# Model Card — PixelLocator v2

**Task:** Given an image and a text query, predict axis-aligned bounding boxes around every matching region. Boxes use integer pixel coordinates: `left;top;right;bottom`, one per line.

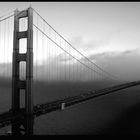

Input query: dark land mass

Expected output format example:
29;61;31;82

0;78;140;134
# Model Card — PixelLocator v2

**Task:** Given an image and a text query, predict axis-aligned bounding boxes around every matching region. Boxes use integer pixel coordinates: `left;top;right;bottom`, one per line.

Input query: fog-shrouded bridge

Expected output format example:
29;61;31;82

0;7;140;135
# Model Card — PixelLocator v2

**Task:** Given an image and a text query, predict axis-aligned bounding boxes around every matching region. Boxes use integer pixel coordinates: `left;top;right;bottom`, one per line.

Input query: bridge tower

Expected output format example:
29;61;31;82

12;7;34;135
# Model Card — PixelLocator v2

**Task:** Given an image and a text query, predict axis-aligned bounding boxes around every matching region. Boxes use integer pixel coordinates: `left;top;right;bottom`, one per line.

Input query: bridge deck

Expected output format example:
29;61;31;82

0;81;140;129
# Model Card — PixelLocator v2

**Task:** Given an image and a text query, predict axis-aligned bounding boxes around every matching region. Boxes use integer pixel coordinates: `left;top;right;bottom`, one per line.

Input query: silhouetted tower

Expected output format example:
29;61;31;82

12;7;34;135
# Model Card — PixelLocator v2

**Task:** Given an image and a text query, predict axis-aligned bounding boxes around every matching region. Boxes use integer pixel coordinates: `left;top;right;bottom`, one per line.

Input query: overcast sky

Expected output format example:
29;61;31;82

0;2;140;81
0;2;140;51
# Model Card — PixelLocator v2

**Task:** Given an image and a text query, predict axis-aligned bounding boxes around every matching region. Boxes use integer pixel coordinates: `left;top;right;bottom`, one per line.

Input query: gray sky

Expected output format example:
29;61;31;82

0;2;140;81
0;2;140;51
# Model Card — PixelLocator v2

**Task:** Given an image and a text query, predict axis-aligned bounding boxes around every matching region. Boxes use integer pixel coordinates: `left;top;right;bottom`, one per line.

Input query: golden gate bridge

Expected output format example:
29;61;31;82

0;6;139;135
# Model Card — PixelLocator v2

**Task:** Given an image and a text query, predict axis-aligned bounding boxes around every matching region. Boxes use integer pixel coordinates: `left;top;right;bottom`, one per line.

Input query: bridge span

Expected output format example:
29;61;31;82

0;80;140;130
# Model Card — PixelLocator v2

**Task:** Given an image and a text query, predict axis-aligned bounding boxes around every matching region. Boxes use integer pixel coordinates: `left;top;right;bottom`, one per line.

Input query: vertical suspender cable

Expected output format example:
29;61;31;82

36;14;38;82
42;21;46;80
4;20;6;79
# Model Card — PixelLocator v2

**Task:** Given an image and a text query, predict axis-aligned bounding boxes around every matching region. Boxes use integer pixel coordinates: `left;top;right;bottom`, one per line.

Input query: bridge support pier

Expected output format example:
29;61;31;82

11;7;34;135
